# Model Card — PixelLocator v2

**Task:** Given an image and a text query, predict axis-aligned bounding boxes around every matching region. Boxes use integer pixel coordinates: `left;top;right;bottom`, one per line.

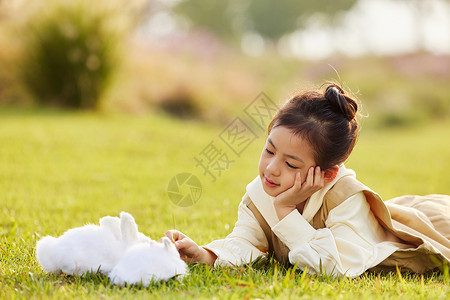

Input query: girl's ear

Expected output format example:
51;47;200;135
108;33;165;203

324;165;339;183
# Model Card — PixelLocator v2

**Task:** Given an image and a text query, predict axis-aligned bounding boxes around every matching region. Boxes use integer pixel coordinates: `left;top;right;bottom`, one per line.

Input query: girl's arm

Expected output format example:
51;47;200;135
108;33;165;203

166;195;269;267
202;196;269;267
272;192;400;277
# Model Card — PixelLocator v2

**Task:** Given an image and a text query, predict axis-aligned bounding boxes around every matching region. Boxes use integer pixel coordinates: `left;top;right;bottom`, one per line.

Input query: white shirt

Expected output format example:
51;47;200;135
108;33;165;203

204;166;406;277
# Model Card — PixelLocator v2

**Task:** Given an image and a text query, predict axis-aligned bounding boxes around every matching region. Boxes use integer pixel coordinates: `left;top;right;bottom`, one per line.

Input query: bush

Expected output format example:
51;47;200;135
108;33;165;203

20;0;124;109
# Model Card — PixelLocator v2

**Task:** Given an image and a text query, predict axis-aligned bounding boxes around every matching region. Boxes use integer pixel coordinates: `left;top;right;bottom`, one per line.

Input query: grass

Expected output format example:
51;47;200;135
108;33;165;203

0;107;449;299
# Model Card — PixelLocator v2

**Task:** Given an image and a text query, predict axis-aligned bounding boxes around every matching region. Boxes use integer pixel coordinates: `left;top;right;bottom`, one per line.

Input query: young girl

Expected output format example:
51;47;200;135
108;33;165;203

165;84;450;277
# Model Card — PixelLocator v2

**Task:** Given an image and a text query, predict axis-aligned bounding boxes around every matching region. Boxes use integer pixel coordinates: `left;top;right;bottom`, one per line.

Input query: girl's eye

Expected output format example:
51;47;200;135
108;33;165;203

286;162;298;169
265;148;274;155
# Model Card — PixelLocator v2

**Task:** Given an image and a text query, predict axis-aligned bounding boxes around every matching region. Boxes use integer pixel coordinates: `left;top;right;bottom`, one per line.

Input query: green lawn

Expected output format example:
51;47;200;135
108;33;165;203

1;108;449;299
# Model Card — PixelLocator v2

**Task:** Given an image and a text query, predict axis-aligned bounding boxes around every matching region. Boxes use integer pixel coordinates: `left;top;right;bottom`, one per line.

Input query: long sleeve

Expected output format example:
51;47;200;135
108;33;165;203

272;192;401;277
203;195;269;267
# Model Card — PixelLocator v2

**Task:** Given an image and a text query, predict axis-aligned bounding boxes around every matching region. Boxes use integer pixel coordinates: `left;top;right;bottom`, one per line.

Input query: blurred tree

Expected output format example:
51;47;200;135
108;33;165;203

173;0;358;41
173;0;238;40
246;0;357;40
20;0;128;109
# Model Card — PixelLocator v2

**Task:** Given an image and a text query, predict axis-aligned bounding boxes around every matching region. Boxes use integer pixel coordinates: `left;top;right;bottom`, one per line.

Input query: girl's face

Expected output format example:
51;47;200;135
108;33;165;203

258;126;317;197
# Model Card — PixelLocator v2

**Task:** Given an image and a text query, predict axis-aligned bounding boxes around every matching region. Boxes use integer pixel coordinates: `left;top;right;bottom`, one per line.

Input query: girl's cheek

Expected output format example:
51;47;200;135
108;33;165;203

258;158;267;173
283;173;298;190
298;169;307;184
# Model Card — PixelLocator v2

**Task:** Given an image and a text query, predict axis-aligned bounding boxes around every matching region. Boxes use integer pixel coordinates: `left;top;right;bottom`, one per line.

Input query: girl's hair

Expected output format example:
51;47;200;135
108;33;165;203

268;83;359;170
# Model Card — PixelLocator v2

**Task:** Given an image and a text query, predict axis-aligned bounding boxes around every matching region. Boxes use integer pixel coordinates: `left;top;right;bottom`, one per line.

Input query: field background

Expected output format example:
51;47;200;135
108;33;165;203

1;0;450;298
0;107;449;299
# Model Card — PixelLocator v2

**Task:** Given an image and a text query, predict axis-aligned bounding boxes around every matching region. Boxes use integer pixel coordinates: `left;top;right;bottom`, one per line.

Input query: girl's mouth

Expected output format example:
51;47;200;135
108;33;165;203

264;177;279;188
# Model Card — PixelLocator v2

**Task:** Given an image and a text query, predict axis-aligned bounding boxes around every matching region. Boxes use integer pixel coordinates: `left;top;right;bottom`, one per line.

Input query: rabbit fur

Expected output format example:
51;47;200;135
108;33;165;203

109;237;187;286
36;212;187;285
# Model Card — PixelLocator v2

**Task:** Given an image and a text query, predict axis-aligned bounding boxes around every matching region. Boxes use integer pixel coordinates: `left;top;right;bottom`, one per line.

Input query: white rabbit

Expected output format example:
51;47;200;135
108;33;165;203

109;237;188;287
36;212;150;275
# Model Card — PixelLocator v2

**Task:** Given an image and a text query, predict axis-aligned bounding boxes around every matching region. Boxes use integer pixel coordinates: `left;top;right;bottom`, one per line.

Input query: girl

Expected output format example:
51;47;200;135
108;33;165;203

166;84;450;277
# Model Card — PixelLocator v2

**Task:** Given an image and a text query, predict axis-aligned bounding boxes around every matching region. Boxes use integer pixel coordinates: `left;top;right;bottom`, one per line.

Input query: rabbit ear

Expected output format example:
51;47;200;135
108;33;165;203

99;216;121;240
120;212;138;242
161;237;172;249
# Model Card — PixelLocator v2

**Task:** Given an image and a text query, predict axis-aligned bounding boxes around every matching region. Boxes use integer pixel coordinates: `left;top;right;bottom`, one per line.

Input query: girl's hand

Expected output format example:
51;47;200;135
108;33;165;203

164;230;217;264
273;166;325;220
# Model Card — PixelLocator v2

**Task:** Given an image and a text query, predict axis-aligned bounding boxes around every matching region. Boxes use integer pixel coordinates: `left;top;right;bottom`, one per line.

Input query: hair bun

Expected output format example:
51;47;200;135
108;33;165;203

324;84;358;121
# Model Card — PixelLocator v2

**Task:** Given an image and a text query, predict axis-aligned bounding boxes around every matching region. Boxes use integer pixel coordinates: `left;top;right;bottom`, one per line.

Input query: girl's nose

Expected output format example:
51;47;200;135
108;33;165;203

266;159;280;176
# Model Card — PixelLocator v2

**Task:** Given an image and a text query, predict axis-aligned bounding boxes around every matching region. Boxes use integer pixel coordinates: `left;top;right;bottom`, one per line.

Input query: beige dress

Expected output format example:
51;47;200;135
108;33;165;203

247;176;450;273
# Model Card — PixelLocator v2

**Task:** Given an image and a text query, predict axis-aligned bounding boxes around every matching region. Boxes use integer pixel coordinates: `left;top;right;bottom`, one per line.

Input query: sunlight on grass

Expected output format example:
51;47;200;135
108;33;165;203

0;109;449;299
